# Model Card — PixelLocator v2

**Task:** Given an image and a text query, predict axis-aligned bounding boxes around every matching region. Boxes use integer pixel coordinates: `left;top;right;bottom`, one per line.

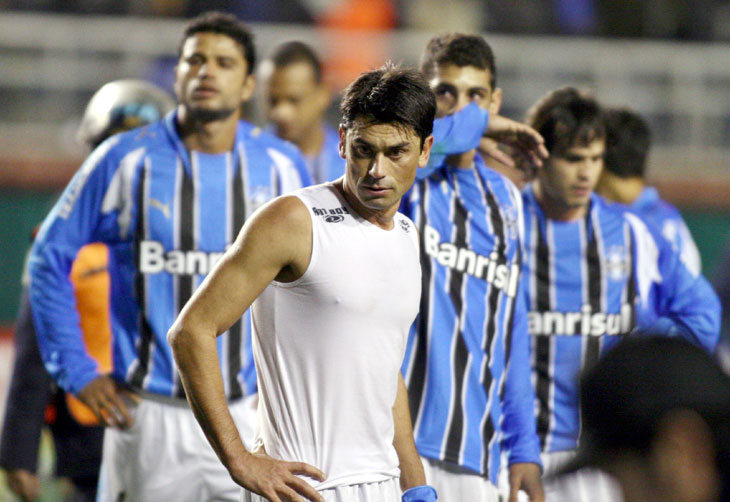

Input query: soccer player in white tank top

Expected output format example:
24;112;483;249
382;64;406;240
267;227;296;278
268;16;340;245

168;65;440;502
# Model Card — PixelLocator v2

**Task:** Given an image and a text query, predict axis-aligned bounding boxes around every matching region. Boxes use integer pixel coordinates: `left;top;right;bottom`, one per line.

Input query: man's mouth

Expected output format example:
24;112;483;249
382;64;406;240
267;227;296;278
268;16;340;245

192;85;218;97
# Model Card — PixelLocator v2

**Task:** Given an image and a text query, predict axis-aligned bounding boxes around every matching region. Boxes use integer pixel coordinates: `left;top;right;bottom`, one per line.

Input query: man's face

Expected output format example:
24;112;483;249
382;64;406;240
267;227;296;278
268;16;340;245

537;138;606;213
429;64;501;118
174;32;255;120
339;119;433;213
264;62;328;145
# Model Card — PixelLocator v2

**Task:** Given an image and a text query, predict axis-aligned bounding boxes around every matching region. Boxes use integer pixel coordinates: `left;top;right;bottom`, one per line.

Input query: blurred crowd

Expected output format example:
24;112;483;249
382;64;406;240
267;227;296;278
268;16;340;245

3;0;730;41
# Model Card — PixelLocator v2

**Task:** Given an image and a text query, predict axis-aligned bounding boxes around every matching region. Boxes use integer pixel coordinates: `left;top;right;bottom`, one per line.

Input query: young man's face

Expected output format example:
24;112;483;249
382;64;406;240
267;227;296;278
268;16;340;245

429;64;501;118
264;62;328;146
537;138;605;215
339;119;433;213
174;32;255;120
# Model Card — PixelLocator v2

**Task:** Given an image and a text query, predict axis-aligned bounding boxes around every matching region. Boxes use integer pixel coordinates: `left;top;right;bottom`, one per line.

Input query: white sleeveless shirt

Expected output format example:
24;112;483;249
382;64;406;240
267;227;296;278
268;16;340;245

250;182;421;489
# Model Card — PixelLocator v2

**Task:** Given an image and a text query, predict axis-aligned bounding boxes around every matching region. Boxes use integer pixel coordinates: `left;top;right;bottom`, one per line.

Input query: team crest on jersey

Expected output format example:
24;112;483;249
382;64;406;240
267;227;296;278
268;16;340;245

604;245;630;281
313;206;348;223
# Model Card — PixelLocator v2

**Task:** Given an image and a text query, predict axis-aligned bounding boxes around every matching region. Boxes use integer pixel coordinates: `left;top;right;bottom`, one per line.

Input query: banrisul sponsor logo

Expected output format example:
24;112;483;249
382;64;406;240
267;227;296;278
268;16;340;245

528;303;634;337
424;225;520;297
139;241;225;275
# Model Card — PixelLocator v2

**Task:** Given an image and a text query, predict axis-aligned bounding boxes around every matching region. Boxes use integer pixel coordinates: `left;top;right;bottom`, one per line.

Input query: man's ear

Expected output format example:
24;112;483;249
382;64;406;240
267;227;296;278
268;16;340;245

418;135;435;168
489;87;503;115
240;74;256;103
173;64;182;101
338;125;346;159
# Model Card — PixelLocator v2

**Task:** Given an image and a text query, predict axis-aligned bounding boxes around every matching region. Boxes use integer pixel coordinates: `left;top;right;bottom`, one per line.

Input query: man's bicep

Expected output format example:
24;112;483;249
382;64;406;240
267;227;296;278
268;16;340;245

181;196;310;336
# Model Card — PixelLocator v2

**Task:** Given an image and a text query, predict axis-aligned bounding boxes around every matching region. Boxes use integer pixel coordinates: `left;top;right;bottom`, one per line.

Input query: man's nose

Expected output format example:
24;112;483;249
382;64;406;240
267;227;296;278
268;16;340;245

369;153;388;177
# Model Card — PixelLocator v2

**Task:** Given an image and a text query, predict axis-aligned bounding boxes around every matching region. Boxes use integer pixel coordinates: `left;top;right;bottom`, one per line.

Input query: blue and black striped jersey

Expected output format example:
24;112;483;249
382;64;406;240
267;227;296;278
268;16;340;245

29;112;311;399
400;155;540;484
521;188;720;453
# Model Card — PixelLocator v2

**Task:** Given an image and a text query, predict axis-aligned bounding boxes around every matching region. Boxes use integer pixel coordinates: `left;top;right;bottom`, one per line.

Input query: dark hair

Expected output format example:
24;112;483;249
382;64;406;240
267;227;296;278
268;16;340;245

579;336;730;500
178;11;256;75
526;86;605;156
340;63;436;146
603;108;651;179
268;41;322;83
420;33;497;90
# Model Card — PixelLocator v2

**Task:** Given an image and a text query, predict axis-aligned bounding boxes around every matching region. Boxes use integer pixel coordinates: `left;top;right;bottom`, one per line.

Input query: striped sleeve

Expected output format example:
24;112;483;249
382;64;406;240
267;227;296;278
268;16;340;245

626;213;720;352
29;138;125;395
500;243;542;467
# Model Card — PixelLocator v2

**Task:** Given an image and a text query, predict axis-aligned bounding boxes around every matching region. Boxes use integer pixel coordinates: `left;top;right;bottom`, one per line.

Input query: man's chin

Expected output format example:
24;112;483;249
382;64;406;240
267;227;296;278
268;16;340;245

187;106;236;123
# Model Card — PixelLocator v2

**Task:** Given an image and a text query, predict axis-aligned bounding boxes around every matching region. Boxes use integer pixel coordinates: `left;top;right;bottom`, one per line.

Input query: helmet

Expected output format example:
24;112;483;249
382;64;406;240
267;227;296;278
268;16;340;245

77;79;176;148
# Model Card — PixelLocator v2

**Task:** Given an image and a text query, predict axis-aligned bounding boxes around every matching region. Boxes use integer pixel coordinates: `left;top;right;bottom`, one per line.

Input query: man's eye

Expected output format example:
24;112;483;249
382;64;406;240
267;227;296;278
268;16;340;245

354;145;370;156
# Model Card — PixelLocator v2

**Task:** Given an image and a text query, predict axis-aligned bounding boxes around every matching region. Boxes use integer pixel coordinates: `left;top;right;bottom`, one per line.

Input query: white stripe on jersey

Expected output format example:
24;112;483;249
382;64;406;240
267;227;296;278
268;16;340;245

624;213;661;307
101;146;147;239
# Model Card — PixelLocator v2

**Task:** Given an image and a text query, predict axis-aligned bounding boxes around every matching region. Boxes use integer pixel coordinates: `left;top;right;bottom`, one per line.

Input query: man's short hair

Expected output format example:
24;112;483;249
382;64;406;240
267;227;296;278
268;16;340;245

526;86;605;156
178;11;256;76
419;33;497;90
340;63;436;146
603;108;651;179
268;41;323;83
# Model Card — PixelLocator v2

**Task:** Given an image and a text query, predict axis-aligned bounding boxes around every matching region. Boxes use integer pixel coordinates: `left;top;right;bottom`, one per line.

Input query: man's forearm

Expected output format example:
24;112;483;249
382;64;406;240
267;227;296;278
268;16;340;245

392;374;426;490
168;324;249;471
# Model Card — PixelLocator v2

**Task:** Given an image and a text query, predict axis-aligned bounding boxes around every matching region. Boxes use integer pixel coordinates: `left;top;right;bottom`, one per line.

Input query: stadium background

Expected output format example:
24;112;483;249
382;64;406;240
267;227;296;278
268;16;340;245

0;1;729;500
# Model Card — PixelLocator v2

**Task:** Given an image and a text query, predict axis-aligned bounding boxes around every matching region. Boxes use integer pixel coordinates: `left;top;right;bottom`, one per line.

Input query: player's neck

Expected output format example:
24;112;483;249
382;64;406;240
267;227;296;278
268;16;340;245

176;106;240;154
596;171;644;205
335;178;396;231
445;149;477;169
296;123;326;157
533;181;588;222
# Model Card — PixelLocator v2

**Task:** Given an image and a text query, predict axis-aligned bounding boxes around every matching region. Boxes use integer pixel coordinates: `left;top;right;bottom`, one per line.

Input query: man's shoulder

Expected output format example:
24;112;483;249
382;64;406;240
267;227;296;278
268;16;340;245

240;121;303;158
95;121;172;165
475;155;523;204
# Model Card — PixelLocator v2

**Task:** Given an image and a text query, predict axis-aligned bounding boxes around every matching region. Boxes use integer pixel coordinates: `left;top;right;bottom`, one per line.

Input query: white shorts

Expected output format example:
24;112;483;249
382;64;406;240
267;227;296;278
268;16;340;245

498;450;623;502
97;393;258;502
421;456;499;502
240;477;400;502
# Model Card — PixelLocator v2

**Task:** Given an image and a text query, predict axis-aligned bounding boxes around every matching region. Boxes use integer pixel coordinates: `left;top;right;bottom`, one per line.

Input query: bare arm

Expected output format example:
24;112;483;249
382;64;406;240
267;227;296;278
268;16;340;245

168;195;325;502
392;373;426;491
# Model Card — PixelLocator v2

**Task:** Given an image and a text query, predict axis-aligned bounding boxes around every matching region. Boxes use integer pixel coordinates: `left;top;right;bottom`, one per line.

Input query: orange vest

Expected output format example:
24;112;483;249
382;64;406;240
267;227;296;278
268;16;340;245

65;243;113;426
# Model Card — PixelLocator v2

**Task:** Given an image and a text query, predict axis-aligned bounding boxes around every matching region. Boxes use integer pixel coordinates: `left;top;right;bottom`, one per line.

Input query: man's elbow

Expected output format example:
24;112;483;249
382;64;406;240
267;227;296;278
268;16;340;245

167;319;191;357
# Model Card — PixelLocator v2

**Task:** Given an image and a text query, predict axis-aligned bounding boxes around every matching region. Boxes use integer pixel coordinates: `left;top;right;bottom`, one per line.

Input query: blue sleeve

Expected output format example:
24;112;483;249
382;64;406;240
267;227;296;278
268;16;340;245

418;103;489;180
0;288;53;472
501;273;542;467
635;226;720;353
289;145;313;188
28;147;117;395
266;138;312;192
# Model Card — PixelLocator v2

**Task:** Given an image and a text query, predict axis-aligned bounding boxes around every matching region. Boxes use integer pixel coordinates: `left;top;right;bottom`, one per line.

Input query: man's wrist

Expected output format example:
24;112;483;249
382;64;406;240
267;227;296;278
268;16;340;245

402;484;437;502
